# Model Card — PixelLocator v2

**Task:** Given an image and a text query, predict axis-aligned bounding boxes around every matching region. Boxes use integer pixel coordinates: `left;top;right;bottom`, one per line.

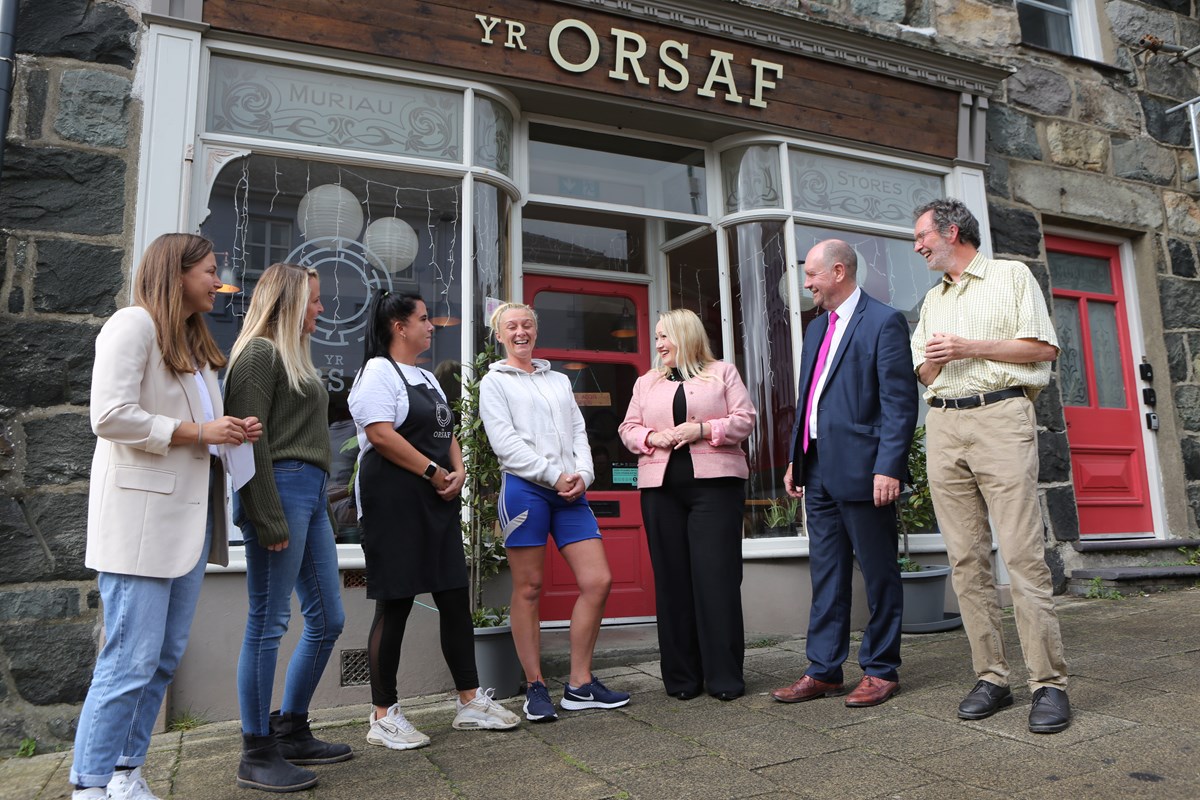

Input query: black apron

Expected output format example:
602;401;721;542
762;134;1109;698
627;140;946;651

359;360;466;600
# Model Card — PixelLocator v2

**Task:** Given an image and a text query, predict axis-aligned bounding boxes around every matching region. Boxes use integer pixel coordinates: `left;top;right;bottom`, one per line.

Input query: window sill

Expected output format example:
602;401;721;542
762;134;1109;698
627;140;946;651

742;531;948;559
206;543;366;573
1016;43;1128;76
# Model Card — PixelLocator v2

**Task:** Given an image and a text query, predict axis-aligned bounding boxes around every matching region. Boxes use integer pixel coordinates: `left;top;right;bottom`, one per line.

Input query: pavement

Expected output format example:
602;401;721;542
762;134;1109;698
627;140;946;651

5;588;1199;800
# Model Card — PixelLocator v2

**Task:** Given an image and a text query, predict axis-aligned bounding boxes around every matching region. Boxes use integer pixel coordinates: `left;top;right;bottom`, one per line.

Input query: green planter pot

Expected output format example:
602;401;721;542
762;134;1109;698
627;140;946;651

473;624;522;699
900;564;963;634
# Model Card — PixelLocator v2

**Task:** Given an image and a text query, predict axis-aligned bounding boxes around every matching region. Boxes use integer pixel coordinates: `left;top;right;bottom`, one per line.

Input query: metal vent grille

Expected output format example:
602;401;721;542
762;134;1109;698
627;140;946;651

342;570;367;589
340;649;370;686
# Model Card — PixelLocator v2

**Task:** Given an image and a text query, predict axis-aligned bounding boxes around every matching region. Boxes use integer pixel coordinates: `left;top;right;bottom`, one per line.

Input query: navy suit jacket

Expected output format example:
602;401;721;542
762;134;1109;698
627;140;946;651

790;291;919;502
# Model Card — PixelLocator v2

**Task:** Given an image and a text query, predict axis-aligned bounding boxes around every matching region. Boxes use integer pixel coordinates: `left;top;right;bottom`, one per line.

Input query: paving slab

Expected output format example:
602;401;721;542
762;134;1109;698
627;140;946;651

8;588;1200;800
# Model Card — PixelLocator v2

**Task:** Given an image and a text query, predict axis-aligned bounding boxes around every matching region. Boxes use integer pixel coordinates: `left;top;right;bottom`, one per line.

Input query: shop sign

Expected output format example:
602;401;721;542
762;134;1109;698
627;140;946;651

475;15;783;109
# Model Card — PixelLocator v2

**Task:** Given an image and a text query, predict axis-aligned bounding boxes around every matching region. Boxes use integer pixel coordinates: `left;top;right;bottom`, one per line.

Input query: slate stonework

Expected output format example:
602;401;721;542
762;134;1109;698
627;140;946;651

1168;238;1196;279
0;493;91;584
34;238;124;315
23;413;93;487
1038;430;1072;484
1044;485;1081;543
0;145;127;235
0;620;97;704
54;69;132;149
987;203;1042;259
0;318;96;408
15;0;137;68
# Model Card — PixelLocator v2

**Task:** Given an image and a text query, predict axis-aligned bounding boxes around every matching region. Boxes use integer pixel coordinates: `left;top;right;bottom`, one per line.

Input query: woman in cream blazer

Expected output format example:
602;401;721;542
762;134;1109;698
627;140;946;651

71;234;261;800
619;309;755;703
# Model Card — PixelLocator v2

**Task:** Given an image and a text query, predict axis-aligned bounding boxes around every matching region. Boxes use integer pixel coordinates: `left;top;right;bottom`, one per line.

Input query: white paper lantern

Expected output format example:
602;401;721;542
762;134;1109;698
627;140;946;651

363;217;419;273
778;273;815;312
297;184;364;241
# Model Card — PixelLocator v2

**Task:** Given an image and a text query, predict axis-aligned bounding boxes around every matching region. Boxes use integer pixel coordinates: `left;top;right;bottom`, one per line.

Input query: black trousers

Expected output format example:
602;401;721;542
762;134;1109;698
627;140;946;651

641;477;746;696
367;587;478;707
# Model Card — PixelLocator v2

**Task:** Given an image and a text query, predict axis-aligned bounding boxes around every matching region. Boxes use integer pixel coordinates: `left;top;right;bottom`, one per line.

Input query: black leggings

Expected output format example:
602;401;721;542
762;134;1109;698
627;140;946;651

368;587;478;707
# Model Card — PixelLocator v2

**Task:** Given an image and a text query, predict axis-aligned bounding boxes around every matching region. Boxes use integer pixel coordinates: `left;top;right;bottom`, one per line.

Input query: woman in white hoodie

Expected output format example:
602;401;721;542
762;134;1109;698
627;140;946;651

479;303;630;723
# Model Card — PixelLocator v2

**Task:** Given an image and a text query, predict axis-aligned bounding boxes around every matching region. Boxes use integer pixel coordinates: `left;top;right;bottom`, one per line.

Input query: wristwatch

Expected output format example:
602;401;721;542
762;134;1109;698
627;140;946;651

422;461;439;481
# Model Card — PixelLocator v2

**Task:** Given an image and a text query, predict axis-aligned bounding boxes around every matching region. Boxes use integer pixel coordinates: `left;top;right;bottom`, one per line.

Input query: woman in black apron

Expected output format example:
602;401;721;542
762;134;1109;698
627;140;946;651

348;292;519;750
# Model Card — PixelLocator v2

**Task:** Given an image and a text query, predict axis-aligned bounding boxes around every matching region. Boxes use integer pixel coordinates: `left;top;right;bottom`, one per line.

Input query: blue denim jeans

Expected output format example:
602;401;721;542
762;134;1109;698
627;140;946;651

70;493;214;787
236;460;345;736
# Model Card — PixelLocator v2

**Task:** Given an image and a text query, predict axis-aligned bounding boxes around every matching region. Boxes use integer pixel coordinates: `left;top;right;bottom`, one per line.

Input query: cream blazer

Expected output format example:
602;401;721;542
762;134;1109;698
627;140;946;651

86;306;229;577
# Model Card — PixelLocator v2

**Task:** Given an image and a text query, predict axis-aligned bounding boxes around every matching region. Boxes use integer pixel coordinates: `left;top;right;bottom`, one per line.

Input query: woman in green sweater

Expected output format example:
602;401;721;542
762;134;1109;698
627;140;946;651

224;263;349;793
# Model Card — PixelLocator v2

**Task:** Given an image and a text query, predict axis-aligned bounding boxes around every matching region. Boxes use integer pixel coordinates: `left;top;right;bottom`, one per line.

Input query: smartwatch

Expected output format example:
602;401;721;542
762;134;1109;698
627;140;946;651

422;461;439;481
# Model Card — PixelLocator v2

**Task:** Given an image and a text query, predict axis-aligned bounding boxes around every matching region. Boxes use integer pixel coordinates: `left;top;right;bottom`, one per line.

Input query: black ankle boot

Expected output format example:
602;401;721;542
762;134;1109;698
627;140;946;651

269;711;353;764
237;733;318;792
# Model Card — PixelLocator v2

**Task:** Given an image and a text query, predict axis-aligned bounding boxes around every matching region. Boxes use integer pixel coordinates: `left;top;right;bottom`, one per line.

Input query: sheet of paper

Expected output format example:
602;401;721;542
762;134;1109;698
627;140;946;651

222;442;256;491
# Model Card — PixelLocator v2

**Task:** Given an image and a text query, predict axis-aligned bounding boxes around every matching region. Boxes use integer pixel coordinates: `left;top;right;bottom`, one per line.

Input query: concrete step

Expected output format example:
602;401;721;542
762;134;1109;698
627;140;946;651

1067;565;1200;597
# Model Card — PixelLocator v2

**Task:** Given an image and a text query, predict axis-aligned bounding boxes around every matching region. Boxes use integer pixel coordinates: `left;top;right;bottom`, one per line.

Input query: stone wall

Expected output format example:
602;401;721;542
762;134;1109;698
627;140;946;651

0;0;141;751
777;0;1200;569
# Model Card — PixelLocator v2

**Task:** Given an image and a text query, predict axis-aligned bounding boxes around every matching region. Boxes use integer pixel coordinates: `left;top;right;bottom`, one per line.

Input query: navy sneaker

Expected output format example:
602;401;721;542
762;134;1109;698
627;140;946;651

560;675;631;711
523;680;558;723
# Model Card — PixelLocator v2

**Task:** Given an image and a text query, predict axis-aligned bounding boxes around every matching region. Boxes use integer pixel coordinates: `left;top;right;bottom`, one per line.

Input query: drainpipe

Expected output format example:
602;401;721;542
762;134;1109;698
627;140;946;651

0;0;17;180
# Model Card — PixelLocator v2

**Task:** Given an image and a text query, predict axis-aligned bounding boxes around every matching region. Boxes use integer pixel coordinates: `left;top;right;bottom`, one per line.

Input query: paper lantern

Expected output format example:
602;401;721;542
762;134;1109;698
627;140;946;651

778;273;814;312
297;184;364;241
363;217;419;273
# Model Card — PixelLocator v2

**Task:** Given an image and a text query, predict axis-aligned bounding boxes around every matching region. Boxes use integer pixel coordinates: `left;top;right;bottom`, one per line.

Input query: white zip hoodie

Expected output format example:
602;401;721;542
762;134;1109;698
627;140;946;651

479;359;594;490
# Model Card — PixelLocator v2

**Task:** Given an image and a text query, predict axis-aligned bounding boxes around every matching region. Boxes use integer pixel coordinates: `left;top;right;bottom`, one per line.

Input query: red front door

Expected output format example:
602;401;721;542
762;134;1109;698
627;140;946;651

523;275;656;620
1048;236;1153;537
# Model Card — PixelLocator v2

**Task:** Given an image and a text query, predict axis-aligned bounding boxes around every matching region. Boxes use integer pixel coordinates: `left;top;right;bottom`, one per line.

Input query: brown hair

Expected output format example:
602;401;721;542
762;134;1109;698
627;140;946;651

133;233;226;374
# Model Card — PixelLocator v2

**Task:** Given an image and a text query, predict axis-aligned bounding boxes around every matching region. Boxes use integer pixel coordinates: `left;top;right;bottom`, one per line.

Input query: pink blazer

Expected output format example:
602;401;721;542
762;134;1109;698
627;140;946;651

619;360;756;489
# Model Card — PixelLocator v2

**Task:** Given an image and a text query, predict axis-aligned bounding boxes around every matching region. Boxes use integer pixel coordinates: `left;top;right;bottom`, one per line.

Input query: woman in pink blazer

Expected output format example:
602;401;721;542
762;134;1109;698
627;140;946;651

72;234;261;800
619;309;755;701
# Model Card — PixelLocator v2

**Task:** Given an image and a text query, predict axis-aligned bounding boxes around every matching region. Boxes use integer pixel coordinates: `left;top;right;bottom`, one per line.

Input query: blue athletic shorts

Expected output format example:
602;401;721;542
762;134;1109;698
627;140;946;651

498;473;601;549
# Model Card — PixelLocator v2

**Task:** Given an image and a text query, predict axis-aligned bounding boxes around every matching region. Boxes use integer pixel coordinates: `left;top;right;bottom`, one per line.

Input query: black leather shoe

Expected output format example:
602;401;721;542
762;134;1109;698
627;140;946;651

1028;687;1071;734
957;680;1013;720
713;690;743;702
669;689;701;701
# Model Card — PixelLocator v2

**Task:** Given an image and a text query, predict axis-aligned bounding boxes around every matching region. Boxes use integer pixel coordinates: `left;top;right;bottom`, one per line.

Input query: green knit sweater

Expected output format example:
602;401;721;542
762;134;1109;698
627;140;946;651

224;337;331;546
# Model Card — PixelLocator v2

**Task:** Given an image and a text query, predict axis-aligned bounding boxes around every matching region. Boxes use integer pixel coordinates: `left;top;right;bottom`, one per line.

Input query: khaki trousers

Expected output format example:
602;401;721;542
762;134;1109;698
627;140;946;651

926;396;1067;691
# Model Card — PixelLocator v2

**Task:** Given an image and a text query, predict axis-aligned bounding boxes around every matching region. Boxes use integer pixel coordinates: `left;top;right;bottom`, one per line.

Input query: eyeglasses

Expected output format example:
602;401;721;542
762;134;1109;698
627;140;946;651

913;225;940;245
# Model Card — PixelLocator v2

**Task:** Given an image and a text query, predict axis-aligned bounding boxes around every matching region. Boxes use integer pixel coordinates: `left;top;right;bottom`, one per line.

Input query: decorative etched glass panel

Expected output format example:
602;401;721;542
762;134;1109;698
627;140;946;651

722;145;782;213
1088;301;1127;408
1052;298;1089;407
199;153;464;544
1048;251;1112;294
206;56;462;161
522;204;645;273
788;150;942;225
528;124;706;214
473;97;512;176
727;220;797;537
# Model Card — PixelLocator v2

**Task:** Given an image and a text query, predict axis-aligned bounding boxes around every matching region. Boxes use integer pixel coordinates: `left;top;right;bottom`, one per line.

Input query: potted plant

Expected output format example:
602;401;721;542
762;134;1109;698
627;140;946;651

763;496;801;535
454;341;523;697
897;425;961;633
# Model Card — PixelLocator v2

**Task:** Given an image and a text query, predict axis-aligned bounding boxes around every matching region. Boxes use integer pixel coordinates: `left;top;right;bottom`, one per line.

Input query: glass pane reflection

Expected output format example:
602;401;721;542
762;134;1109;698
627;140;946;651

1048;251;1113;294
532;291;640;353
549;360;641;492
523;204;645;273
728;220;796;537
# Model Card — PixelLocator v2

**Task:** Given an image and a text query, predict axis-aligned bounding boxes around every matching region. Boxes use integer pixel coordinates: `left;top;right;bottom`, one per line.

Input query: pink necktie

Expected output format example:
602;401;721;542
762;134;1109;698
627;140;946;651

802;310;838;453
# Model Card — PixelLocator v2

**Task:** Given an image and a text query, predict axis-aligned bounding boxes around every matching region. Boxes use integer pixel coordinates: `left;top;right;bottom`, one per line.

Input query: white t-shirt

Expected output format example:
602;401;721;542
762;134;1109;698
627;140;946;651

347;357;447;519
348;357;447;458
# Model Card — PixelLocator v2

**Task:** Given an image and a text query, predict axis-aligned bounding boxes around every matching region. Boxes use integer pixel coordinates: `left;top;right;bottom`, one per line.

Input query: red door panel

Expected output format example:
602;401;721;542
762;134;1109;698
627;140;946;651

524;276;655;620
1047;236;1152;537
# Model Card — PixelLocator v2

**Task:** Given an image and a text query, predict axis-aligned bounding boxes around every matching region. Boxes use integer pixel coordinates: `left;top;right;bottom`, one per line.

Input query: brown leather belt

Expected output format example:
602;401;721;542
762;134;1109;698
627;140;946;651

928;387;1025;409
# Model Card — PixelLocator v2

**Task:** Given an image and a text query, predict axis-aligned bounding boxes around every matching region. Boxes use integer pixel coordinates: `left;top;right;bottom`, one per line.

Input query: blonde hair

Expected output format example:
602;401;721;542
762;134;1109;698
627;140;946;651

133;233;226;374
656;308;716;381
489;302;538;352
228;263;321;393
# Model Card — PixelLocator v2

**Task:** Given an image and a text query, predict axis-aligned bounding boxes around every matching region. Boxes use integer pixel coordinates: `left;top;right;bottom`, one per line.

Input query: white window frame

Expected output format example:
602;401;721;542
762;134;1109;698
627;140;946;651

1015;0;1105;62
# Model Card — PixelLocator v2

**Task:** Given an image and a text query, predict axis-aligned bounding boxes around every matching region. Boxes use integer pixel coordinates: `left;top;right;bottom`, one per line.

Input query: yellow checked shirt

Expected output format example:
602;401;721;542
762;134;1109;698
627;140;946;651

910;253;1059;402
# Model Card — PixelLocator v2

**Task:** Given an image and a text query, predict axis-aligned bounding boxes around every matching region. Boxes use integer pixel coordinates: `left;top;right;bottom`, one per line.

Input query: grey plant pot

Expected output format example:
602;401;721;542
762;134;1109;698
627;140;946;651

473;624;523;699
900;564;963;634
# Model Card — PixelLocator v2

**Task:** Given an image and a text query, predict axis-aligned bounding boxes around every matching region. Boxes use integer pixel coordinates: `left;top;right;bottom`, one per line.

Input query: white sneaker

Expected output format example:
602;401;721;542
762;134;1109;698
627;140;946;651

105;767;161;800
366;704;430;750
452;688;520;731
71;789;106;800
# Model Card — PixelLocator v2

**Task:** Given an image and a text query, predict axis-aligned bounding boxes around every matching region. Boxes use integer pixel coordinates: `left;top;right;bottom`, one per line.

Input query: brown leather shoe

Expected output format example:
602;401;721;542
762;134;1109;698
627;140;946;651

771;675;845;703
844;675;899;707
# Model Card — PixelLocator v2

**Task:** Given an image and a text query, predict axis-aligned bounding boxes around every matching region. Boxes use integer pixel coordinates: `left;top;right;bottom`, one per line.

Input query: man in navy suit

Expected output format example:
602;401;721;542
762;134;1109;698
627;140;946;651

771;239;918;708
